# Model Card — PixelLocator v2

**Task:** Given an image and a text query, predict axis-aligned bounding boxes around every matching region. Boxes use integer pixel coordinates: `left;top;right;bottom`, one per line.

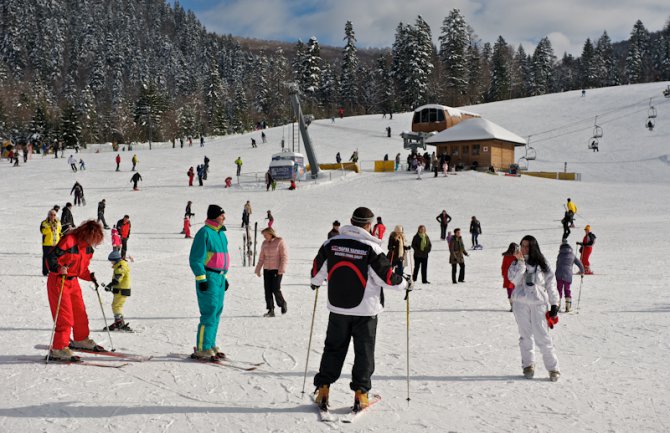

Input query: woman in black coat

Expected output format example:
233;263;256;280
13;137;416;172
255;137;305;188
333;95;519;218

411;225;432;284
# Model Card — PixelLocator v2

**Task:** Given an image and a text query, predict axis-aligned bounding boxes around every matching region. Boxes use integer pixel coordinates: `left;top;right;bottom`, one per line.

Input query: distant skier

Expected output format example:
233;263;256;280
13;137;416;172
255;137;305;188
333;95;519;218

97;199;110;229
265;210;274;228
103;250;133;332
183;216;191;238
255;227;288;317
449;228;468;283
555;240;584;312
61;203;75;233
187;166;195;186
68;155;78;172
387;225;408;276
469;216;482;248
40;209;62;276
130;172;143;190
566;198;577;227
508;235;561;382
561;211;571;241
235;157;243;176
265;170;273;191
111;227;121;252
197;165;204;186
242;201;252;228
70;181;84;206
115;153;121;171
501;243;519;311
436;210;452;240
131;154;138;171
261;131;267;143
78;159;85;170
336;152;342;164
576;225;596;274
200;136;205;147
349;150;358;163
115;215;131;258
251;138;257;148
372;216;386;240
395;153;401;171
203;156;209;180
411;225;432;284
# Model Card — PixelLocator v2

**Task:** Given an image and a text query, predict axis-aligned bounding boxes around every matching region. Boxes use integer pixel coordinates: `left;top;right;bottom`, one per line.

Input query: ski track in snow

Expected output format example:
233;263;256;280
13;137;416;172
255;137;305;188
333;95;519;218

1;82;670;432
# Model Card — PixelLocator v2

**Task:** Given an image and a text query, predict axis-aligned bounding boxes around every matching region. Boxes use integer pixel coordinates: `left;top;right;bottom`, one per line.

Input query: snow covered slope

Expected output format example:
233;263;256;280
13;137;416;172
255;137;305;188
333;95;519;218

0;83;668;432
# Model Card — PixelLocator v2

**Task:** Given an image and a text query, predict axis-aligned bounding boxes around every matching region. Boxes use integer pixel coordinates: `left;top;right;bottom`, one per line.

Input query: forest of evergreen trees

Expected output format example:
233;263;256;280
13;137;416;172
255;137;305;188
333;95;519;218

0;0;669;146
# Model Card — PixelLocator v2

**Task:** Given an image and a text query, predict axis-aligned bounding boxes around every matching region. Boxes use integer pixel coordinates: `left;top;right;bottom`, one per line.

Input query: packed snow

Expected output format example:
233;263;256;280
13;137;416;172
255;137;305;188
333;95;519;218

1;82;669;432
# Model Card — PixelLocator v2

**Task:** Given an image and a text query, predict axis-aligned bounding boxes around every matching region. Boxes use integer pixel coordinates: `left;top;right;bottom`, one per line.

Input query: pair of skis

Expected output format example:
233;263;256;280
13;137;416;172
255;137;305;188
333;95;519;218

315;394;382;424
36;344;151;368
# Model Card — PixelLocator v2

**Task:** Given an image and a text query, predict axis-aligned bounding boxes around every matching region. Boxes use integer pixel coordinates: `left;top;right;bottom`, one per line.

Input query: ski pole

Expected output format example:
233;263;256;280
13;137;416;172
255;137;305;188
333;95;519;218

46;276;66;364
95;282;115;352
577;275;584;311
301;286;319;395
405;254;412;403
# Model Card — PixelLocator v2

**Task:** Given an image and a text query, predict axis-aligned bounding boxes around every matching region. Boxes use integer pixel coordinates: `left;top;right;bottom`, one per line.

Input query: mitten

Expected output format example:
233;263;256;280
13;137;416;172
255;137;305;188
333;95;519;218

310;284;319;291
549;305;559;317
198;280;208;292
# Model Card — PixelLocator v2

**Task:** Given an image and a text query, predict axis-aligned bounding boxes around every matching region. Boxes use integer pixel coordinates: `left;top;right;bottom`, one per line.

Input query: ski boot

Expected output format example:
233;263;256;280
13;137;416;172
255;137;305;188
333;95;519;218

212;346;226;360
47;347;81;362
191;348;216;361
104;317;124;331
584;266;593;275
263;309;275;317
315;385;329;410
523;365;535;379
281;301;288;315
549;371;561;382
70;338;105;352
565;298;572;313
354;390;369;411
509;299;513;312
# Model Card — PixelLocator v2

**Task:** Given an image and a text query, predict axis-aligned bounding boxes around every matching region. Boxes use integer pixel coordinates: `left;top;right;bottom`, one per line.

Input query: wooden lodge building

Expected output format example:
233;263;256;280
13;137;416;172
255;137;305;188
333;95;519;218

424;118;526;171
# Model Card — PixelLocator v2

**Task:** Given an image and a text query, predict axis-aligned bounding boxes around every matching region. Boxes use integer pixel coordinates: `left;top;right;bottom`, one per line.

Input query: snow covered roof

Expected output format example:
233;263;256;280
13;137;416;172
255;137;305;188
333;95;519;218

425;117;526;146
413;104;480;118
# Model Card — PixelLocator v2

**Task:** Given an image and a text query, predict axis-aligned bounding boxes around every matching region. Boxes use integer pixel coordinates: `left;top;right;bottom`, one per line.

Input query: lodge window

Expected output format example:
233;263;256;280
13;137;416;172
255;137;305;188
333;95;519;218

462;145;469;155
472;144;480;156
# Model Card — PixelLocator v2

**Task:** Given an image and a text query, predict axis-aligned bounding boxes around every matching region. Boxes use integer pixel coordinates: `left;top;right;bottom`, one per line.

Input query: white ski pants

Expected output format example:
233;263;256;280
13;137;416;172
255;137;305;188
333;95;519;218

512;302;559;371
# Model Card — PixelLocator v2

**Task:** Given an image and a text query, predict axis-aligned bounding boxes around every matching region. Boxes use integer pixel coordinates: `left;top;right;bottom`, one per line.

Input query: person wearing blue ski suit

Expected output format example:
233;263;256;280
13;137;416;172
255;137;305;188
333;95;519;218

189;204;230;359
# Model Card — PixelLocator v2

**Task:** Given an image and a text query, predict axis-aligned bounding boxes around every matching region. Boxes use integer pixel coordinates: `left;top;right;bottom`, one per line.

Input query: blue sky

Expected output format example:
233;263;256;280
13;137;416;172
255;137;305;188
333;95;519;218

173;0;669;55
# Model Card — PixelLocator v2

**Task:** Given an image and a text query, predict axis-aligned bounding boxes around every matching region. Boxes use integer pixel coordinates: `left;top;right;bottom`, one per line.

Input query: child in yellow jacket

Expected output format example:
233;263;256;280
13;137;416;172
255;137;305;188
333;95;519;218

104;250;133;331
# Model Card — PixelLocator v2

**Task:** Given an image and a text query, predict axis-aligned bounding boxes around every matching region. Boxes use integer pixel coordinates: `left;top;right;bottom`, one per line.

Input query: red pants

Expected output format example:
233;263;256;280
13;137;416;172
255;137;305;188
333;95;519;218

188;176;194;186
47;274;90;350
581;247;593;269
184;223;191;237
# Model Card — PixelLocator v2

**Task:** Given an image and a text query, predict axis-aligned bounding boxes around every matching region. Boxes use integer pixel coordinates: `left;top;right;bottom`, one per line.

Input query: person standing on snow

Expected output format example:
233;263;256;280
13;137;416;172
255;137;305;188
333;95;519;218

555;240;584;312
115;153;121;171
187;166;195;186
111;227;121;252
576;225;596;274
242;201;252;228
436;210;452;240
68;154;78;172
70;181;84;206
469;216;482;248
372;216;386;240
327;220;340;239
130;172;142;191
61;203;75;233
561;211;571;241
45;220;105;361
97;199;110;229
387;225;408;276
566;198;577;228
449;228;468;283
310;207;410;412
411;225;432;284
508;235;561;382
254;227;288;317
188;205;230;360
40;209;62;276
115;215;131;258
103;250;133;331
235;156;243;176
131;154;138;171
265;210;274;228
501;243;519;311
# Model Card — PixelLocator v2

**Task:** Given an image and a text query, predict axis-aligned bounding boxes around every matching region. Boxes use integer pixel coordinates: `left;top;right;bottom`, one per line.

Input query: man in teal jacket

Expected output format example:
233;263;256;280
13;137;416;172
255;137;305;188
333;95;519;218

189;204;230;360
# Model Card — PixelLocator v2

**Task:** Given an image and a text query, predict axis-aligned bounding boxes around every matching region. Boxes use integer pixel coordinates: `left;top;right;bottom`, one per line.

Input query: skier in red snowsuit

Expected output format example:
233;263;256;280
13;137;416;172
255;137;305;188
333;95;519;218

577;225;596;274
45;220;105;360
187;166;195;186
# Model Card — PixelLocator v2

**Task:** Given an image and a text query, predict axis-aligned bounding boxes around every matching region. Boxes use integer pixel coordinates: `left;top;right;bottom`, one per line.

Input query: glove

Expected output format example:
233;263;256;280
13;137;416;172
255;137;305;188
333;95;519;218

198;280;208;292
90;273;99;289
549;305;559;317
310;284;319;291
403;274;414;290
225;280;230;291
105;282;114;292
545;311;559;329
576;242;583;246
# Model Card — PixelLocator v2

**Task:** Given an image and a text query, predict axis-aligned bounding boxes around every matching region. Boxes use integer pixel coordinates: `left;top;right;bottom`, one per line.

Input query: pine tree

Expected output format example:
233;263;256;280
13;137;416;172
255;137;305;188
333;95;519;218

579;38;597;88
60;103;82;148
204;59;228;134
438;9;470;105
625;20;650;83
487;36;512;101
511;45;530;98
302;37;322;96
229;81;248;134
594;31;619;86
340;21;359;112
531;37;555;95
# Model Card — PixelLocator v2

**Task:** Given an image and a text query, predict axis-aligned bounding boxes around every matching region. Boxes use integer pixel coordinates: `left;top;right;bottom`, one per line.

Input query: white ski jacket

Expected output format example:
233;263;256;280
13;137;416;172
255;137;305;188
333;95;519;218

508;259;559;307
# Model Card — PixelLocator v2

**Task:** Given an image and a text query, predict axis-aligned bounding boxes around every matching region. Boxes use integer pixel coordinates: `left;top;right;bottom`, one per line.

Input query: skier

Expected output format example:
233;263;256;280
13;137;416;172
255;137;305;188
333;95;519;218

349;150;359;163
566;198;577;227
265;170;273;191
576;225;596;274
197;165;204;186
131;154;138;171
183;216;192;238
436;210;452;240
416;163;423;180
469;216;482;248
449;228;468;283
555;240;584;312
70;181;84;206
561;211;571;241
501;243;519;311
111;227;121;252
265;210;274;228
203;156;209;180
200;136;205;147
189;205;230;360
251;138;257;148
97;199;110;229
185;201;195;220
261;131;267;143
371;216;386;240
103;250;133;331
242;201;252;229
40;209;62;276
394;153;401;171
235;156;243;176
386;126;391;137
411;225;432;284
327;220;340;239
336;152;342;164
45;220;105;361
115;215;131;258
254;227;288;317
61;203;75;233
508;235;561;382
78;159;86;170
387;225;408;276
68;154;78;172
311;207;410;411
115;153;121;171
130;172;143;190
289;179;296;190
187;166;195;186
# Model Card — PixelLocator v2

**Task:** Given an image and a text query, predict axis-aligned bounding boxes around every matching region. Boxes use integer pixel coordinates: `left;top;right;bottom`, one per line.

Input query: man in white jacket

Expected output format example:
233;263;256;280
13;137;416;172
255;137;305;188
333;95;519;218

508;235;561;381
310;207;410;411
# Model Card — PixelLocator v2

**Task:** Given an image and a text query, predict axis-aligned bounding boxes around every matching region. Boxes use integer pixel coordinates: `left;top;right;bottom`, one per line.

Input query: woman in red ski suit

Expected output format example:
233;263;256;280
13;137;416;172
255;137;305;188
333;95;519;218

45;220;105;358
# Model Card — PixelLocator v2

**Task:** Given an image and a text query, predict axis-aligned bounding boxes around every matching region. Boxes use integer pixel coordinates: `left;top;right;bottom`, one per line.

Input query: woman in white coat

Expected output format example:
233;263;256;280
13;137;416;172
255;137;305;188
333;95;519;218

508;235;561;382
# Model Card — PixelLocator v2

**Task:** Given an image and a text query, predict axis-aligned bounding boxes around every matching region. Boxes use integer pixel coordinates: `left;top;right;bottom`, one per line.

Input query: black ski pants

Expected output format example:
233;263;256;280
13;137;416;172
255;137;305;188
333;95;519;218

263;269;286;310
440;224;448;240
562;223;570;240
121;238;128;258
98;213;108;228
315;313;377;393
412;255;429;283
452;262;465;283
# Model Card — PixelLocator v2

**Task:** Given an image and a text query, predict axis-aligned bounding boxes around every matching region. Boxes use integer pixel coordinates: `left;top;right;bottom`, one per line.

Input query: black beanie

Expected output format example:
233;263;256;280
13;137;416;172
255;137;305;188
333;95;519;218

207;204;225;219
351;207;375;226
